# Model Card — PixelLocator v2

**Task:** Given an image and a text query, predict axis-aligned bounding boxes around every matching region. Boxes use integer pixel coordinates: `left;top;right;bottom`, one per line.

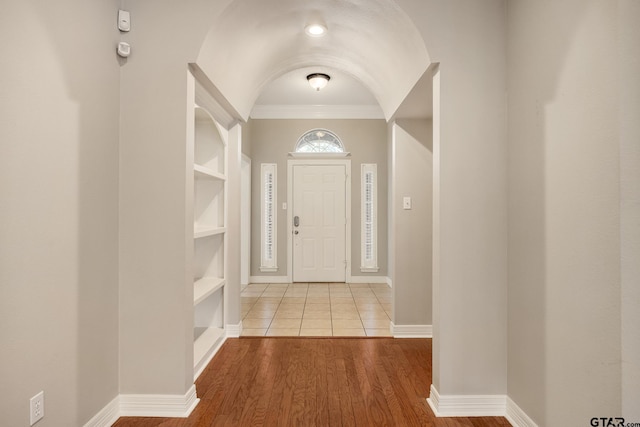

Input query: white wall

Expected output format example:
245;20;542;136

0;1;120;425
226;124;244;324
241;119;252;157
507;1;633;424
248;119;388;280
391;120;433;326
195;0;430;120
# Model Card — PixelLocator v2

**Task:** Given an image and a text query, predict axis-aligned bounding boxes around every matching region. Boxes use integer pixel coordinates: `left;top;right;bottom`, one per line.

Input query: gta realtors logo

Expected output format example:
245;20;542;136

590;418;635;427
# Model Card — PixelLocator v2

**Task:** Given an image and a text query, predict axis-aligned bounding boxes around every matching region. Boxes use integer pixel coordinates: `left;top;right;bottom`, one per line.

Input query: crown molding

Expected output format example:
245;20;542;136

250;104;385;120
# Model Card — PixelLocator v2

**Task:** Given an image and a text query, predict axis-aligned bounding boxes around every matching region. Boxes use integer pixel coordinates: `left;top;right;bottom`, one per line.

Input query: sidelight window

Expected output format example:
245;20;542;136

260;163;277;272
361;163;378;272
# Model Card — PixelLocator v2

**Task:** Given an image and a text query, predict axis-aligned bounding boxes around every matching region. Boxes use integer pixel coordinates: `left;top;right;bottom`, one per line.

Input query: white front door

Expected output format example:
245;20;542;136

292;165;346;282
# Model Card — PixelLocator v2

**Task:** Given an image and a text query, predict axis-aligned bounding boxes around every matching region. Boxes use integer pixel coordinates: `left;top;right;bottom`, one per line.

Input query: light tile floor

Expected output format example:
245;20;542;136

241;283;392;337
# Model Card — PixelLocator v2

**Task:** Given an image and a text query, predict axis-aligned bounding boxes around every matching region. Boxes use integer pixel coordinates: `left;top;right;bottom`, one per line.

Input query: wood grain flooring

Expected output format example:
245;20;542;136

114;338;510;427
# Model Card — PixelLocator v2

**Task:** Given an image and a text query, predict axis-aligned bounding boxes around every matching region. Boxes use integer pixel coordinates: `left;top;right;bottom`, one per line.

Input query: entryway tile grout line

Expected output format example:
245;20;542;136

241;282;391;337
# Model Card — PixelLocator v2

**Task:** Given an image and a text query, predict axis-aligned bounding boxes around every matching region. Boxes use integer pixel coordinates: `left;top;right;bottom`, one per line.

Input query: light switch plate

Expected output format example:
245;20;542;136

403;196;412;210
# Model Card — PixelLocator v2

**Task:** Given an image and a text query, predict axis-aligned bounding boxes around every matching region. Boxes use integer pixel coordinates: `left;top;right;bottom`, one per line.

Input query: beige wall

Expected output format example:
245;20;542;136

119;40;194;395
119;0;512;408
117;0;224;396
248;119;388;279
0;1;120;425
507;0;632;424
391;120;433;326
619;0;640;419
6;1;636;424
119;0;511;405
398;0;509;396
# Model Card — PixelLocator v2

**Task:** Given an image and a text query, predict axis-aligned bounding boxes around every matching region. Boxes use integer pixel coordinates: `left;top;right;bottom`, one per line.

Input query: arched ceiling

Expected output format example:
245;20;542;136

196;0;431;121
251;66;385;119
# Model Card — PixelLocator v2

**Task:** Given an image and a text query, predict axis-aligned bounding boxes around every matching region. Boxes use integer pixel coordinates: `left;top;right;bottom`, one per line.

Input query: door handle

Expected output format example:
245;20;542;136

294;216;300;227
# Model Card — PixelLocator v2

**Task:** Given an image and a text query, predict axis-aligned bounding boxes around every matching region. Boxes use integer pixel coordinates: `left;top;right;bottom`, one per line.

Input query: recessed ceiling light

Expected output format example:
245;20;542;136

305;23;327;37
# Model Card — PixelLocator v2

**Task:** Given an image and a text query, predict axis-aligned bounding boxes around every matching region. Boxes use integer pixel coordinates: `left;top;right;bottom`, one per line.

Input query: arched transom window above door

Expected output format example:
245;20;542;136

295;129;345;153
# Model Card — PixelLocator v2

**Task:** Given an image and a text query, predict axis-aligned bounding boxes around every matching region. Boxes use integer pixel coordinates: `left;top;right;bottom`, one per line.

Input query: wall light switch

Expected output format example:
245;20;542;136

282;202;287;210
403;196;412;210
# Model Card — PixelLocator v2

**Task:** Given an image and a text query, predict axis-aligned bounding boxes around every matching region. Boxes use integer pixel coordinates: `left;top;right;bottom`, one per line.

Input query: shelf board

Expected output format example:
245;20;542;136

194;164;226;181
194;226;226;239
194;277;225;306
194;327;225;372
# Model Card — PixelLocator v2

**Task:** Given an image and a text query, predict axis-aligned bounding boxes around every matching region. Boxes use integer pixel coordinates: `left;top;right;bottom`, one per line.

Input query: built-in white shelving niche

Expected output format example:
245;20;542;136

193;288;224;375
194;175;225;230
194;107;226;174
194;277;225;306
189;77;229;380
194;234;225;289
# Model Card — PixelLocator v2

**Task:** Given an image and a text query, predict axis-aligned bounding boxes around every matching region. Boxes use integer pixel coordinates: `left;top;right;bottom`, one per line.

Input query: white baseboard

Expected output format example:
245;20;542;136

427;384;506;417
83;396;120;427
386;277;392;288
348;276;389;284
506;397;538;427
390;323;432;338
426;384;441;416
249;275;290;283
226;321;242;338
119;384;199;418
194;334;227;381
249;275;391;285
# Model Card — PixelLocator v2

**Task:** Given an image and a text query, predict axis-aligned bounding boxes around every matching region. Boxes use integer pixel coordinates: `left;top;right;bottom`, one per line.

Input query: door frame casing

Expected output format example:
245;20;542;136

287;158;352;283
240;154;251;286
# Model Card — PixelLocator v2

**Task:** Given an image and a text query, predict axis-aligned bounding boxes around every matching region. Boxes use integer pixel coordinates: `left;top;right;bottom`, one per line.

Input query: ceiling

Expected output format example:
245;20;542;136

250;66;385;119
197;0;432;121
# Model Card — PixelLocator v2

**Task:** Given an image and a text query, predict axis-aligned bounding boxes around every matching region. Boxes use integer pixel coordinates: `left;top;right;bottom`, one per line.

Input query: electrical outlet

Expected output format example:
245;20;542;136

30;391;44;425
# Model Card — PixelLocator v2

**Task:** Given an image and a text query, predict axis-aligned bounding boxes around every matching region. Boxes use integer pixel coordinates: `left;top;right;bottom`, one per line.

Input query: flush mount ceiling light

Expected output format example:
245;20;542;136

307;73;330;91
305;23;327;37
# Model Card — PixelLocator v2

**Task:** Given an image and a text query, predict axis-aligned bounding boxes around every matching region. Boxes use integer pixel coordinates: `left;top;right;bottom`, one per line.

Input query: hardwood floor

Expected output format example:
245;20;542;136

114;338;510;427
